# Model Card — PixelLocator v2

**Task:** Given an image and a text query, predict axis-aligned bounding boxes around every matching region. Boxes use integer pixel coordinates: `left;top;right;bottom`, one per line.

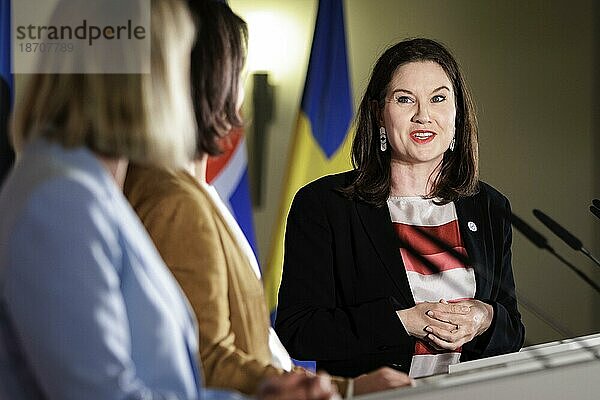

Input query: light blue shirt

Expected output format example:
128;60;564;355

0;140;247;400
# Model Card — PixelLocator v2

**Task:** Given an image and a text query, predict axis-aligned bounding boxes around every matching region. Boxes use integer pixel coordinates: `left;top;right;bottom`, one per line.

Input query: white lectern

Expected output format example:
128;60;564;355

355;333;600;400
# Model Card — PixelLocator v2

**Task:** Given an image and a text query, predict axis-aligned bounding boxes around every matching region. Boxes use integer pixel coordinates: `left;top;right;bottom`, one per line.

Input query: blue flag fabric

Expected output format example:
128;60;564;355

0;0;14;185
227;168;258;255
300;0;352;158
0;0;11;93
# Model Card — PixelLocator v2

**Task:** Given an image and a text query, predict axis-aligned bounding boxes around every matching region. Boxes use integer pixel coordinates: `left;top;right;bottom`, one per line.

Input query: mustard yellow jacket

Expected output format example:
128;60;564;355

124;165;282;394
125;165;349;396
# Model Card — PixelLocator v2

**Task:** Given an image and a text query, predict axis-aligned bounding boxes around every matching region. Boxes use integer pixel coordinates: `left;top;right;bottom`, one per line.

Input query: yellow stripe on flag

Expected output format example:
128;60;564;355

264;112;353;312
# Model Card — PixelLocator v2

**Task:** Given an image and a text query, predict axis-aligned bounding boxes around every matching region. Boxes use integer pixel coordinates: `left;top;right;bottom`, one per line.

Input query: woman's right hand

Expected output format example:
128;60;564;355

257;372;338;400
396;301;471;340
353;367;413;395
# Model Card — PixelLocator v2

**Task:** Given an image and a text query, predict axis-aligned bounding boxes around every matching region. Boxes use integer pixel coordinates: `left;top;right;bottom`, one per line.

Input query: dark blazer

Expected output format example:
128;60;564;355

274;171;525;378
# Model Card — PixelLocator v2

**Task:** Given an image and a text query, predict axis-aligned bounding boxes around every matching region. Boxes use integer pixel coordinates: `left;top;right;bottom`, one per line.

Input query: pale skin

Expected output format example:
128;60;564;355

380;61;493;350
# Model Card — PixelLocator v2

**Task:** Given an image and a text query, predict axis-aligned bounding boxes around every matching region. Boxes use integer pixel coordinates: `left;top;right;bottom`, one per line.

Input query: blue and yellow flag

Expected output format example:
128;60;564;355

0;0;14;185
264;0;353;317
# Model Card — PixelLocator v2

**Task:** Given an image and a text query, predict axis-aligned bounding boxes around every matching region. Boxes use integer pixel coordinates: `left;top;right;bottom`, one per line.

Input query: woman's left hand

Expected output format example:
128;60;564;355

423;299;494;351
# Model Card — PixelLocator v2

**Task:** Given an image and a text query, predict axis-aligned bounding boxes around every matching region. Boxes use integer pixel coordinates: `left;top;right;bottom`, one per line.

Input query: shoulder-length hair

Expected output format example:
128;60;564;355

342;38;479;206
11;0;197;169
188;0;248;156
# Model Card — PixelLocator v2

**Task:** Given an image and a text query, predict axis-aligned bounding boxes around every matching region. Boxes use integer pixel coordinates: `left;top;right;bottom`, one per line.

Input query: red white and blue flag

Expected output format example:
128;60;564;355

206;127;259;259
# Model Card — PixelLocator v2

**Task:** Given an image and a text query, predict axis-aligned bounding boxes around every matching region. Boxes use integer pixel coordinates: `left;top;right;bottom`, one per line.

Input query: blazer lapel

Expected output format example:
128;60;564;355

455;194;492;299
194;180;263;282
355;201;415;306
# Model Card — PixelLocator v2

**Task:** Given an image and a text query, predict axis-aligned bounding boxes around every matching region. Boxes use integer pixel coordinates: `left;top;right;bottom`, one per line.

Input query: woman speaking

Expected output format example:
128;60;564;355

275;38;525;379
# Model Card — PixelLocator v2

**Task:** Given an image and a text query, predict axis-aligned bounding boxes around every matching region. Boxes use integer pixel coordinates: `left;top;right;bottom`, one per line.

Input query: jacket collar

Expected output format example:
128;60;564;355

355;200;415;306
354;189;491;305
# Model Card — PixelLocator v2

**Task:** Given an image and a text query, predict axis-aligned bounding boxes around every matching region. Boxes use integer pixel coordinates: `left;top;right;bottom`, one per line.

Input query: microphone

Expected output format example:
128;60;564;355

593;199;600;208
510;211;600;294
532;209;600;268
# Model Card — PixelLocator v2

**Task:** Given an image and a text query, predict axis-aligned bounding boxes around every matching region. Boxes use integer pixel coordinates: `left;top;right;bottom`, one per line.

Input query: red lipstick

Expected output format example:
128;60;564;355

409;130;436;144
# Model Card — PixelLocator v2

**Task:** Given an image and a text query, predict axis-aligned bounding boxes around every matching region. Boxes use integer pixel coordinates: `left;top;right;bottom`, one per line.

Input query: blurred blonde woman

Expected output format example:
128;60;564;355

0;0;201;398
0;0;340;398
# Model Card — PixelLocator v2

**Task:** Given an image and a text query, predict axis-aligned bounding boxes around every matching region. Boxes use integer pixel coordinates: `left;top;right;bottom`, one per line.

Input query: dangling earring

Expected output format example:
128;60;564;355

449;136;455;152
379;127;387;152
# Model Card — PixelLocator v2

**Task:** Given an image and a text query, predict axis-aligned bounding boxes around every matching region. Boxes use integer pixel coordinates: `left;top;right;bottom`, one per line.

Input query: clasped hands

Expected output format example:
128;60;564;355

397;299;493;351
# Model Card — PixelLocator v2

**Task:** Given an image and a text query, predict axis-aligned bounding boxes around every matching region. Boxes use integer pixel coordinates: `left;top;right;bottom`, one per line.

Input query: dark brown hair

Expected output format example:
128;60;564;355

342;38;479;206
187;0;248;156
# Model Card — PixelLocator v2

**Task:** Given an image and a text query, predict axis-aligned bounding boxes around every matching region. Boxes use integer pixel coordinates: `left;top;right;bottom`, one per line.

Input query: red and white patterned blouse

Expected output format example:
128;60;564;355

387;196;476;378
